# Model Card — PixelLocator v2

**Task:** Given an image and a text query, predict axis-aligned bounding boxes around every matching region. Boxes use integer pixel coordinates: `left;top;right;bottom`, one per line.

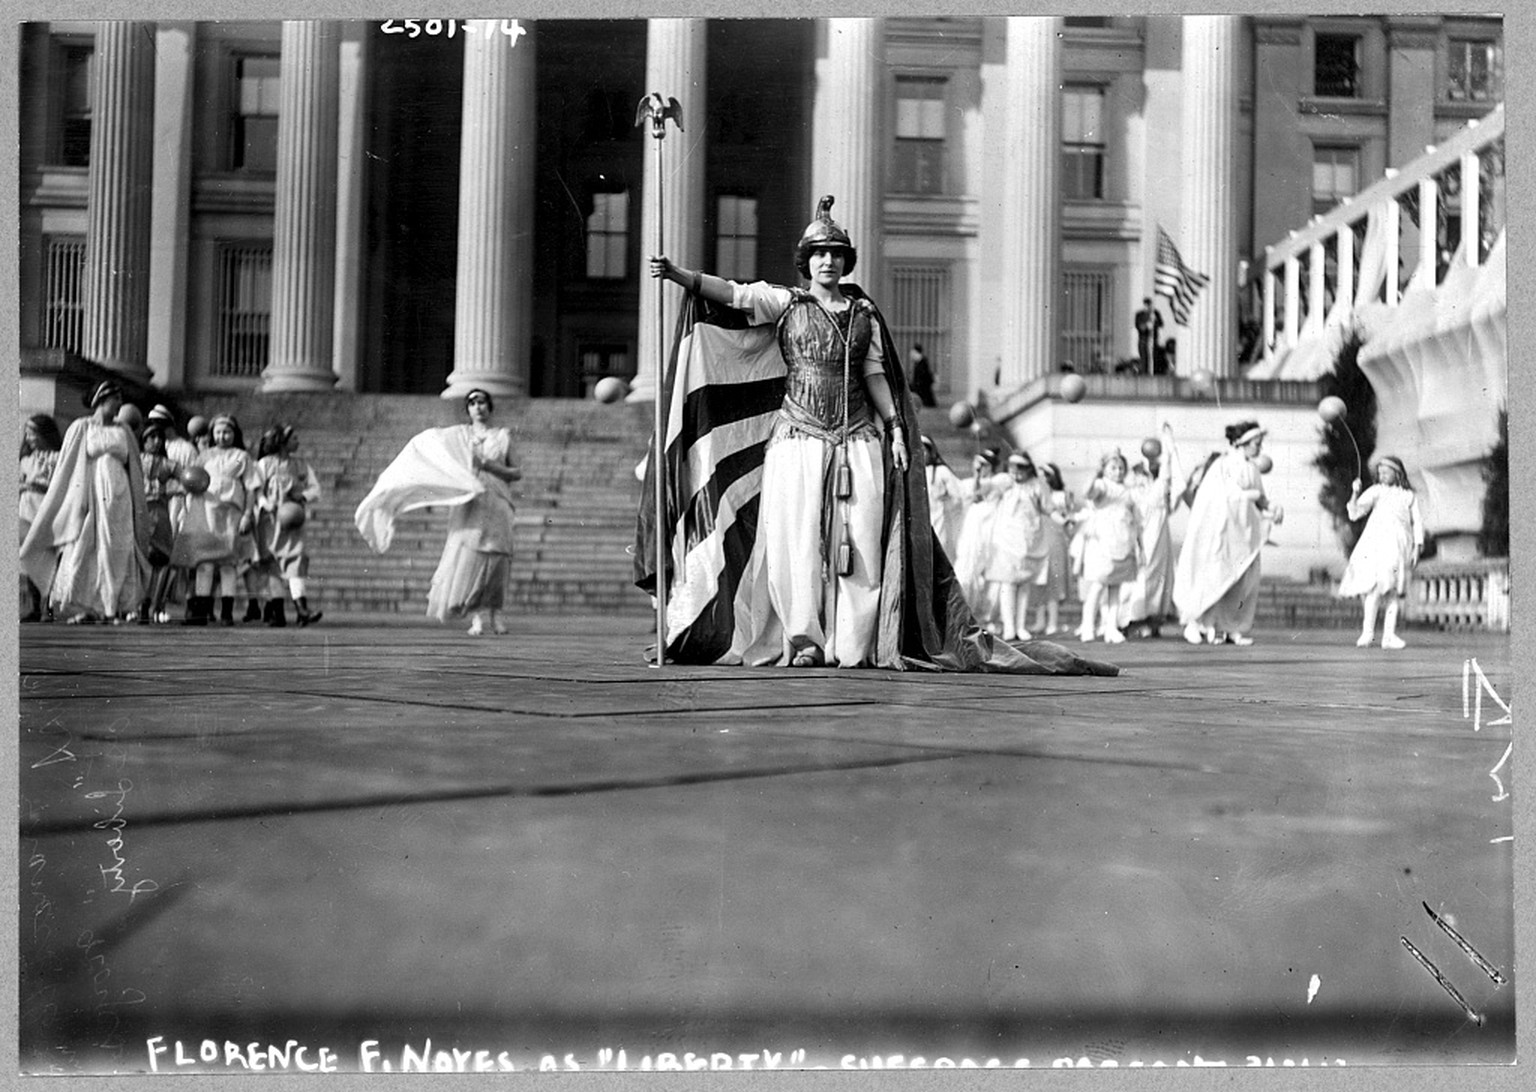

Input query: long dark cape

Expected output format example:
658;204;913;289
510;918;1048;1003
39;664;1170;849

634;287;1117;676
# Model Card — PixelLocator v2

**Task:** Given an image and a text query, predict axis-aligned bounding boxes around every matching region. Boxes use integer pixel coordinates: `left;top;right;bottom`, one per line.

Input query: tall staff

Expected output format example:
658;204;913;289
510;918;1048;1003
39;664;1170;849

636;92;683;667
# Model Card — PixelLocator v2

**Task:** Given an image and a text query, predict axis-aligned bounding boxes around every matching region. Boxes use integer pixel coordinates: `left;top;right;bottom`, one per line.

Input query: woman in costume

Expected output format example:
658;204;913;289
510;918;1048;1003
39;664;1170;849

354;389;521;635
19;413;64;621
645;195;1114;676
1172;420;1281;646
651;196;910;667
20;382;150;624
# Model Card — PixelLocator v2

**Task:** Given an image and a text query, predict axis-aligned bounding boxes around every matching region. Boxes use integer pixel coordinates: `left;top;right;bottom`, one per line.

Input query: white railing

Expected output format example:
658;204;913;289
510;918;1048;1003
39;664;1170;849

1408;558;1510;632
1257;103;1504;369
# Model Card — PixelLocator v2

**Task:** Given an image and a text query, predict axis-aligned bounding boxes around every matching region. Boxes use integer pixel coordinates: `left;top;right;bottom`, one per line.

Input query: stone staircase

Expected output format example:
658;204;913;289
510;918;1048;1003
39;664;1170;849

176;393;655;617
163;394;1363;627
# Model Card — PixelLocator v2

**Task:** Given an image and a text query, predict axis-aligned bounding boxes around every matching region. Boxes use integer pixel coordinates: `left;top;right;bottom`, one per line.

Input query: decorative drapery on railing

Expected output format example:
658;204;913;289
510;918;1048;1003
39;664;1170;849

1249;104;1505;549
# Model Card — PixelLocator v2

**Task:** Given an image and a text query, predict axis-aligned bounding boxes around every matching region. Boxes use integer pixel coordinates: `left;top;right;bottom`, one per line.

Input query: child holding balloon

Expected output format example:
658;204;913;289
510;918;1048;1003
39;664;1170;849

1338;455;1423;649
255;424;323;627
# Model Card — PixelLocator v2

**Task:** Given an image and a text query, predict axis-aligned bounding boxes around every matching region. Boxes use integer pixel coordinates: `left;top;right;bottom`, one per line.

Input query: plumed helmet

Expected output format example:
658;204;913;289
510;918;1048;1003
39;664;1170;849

794;194;858;278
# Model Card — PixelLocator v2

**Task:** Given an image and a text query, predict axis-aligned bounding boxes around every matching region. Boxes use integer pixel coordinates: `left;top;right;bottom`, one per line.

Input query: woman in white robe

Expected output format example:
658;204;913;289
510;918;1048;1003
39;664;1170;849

20;382;149;623
355;389;521;635
1172;420;1281;646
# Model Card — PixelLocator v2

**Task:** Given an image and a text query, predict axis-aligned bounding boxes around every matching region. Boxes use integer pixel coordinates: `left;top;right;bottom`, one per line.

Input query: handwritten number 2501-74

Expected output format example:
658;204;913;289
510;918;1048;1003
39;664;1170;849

381;20;526;42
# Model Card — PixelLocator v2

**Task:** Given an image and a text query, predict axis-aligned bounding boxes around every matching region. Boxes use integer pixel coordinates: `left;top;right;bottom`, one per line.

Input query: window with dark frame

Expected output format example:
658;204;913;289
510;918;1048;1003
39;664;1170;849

585;191;629;280
215;243;274;378
231;54;280;172
55;43;94;168
1062;86;1107;201
1314;33;1361;98
893;75;946;195
1061;268;1115;372
42;236;87;353
1447;38;1501;102
889;263;952;387
715;195;759;281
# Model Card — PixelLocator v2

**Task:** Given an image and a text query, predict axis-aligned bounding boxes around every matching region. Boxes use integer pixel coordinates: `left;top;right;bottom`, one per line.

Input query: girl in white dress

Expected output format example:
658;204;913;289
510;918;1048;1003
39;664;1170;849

1032;462;1073;636
985;452;1050;641
1338;455;1424;650
920;435;967;561
1076;450;1141;644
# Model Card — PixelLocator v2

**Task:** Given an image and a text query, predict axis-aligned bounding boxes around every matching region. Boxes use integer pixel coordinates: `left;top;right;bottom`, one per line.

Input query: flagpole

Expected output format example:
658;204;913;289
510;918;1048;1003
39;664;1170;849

638;93;682;668
653;124;666;668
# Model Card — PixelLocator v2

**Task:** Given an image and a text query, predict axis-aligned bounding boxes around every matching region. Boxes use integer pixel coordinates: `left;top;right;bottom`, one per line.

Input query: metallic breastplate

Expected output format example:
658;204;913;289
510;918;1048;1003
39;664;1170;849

776;299;875;433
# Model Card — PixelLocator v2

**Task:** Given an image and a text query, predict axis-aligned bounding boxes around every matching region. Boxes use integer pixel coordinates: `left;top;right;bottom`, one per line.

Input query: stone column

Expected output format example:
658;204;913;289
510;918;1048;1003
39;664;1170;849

332;23;371;392
443;20;537;401
630;18;707;403
1179;15;1241;377
81;21;155;382
261;20;341;392
1000;16;1061;386
810;18;886;299
146;22;195;390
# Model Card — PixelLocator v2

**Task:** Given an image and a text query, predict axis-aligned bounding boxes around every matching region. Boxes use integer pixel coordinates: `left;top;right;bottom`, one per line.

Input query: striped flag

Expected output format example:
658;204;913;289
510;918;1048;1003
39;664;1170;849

1154;226;1209;326
633;296;786;664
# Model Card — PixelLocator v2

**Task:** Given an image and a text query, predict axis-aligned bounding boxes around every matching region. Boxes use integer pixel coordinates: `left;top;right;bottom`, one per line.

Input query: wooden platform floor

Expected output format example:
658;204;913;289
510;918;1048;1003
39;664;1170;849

17;614;1517;1075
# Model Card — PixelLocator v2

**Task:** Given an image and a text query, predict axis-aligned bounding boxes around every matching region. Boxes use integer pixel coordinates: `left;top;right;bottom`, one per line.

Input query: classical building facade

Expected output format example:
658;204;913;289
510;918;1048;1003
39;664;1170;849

18;15;1503;416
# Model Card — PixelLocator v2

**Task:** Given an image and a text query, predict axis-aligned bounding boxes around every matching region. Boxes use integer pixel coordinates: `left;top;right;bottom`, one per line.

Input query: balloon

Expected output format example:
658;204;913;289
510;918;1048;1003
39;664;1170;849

1317;395;1348;422
593;376;630;404
277;501;306;531
115;403;143;433
1254;453;1274;474
947;401;976;429
186;415;209;438
178;465;211;495
1140;437;1162;460
1059;374;1087;403
1189;369;1214;391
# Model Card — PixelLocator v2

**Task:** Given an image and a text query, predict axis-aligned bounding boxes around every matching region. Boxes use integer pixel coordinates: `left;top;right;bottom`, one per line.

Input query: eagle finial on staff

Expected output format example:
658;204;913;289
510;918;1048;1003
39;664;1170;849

635;93;684;139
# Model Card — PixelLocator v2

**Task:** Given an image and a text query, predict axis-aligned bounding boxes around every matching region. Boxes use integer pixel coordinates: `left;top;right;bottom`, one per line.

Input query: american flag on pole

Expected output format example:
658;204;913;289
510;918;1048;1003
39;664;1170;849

1154;225;1210;326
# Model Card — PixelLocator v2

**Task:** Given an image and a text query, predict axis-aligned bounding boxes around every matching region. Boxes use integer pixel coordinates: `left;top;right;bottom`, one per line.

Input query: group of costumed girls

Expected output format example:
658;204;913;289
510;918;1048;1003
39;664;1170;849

942;413;1423;649
19;381;322;627
354;388;522;636
951;443;1154;645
